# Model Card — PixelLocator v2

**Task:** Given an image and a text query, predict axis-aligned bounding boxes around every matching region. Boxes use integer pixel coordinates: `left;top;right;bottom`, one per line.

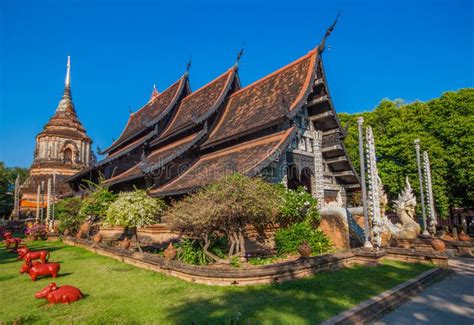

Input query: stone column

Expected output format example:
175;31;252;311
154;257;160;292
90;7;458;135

36;185;41;223
40;181;45;223
86;142;90;165
423;151;437;234
414;139;429;235
80;141;84;163
312;130;325;208
46;178;52;230
52;172;56;224
54;139;59;158
357;117;372;248
366;126;382;247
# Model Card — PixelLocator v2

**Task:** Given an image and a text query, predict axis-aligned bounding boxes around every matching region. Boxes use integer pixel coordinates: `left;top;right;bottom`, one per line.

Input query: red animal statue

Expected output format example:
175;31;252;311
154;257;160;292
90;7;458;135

20;261;60;281
2;231;12;239
17;247;50;263
3;232;22;251
35;283;83;304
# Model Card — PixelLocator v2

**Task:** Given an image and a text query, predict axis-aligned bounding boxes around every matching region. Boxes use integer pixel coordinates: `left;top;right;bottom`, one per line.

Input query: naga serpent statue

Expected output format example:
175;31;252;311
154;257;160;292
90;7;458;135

391;177;421;240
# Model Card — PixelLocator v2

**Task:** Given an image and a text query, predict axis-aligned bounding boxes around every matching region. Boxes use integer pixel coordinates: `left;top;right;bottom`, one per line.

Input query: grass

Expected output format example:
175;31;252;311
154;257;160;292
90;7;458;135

0;240;432;324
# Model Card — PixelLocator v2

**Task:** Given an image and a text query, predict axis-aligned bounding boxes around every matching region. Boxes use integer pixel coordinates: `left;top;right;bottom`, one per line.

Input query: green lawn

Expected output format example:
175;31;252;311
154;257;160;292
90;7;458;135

1;240;432;324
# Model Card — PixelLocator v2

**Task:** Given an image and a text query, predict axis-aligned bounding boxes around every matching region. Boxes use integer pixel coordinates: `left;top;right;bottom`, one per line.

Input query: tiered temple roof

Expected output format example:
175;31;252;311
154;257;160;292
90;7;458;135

203;50;316;149
156;67;238;143
151;128;295;196
20;57;94;215
68;19;360;202
103;76;189;154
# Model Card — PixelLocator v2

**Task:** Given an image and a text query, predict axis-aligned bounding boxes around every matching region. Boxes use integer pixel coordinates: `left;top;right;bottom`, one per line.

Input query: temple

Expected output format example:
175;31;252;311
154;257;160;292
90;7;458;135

69;20;359;206
20;57;95;217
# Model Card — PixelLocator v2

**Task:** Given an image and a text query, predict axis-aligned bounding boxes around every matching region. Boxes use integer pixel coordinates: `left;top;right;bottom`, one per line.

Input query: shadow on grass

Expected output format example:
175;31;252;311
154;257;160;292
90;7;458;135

164;263;430;324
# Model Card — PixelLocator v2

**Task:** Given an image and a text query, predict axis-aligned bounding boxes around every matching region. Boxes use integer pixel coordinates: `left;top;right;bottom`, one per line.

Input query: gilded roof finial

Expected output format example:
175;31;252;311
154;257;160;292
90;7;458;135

234;47;244;68
150;83;159;100
55;56;75;112
317;10;341;54
184;57;192;77
65;56;71;88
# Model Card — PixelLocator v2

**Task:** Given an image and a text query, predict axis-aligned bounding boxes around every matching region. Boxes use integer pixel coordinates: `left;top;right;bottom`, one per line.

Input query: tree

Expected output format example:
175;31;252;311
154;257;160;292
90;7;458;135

166;174;281;263
55;197;84;233
339;88;473;217
105;189;166;252
0;162;28;218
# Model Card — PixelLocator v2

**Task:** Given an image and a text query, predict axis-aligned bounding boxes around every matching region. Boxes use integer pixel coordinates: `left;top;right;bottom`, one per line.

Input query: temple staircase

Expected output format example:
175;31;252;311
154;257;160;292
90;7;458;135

346;208;365;246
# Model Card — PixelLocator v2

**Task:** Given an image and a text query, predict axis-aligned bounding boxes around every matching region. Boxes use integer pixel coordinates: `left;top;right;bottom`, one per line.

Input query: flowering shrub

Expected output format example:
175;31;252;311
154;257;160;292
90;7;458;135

276;186;320;226
26;224;47;238
106;190;166;252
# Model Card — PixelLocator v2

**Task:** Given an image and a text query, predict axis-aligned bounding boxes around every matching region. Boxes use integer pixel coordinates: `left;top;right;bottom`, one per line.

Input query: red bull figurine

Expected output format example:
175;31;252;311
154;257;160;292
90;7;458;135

35;283;84;304
20;260;60;281
17;246;50;263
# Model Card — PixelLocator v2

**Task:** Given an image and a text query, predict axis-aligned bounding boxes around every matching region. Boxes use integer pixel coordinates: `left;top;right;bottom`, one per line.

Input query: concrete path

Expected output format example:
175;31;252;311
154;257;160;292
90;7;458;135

374;258;474;325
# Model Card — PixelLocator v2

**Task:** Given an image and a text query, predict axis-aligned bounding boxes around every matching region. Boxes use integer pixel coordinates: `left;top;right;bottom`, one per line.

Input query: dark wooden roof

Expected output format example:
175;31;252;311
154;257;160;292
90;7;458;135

151;127;295;196
157;68;237;142
202;50;317;149
103;130;205;186
98;130;157;166
104;76;188;153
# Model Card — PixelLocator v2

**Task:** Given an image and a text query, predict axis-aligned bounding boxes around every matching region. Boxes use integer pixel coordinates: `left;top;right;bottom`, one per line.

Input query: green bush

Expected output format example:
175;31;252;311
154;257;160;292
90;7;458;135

276;185;320;227
55;197;84;233
176;237;227;266
79;180;117;220
274;222;332;256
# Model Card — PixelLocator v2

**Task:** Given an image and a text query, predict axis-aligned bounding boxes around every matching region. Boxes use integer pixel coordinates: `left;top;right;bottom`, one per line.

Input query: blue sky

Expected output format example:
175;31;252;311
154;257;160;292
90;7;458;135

1;0;472;167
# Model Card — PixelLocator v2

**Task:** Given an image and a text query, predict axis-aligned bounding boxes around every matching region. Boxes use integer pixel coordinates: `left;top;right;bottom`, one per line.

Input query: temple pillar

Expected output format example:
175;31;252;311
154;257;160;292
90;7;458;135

86;142;90;165
312;130;324;208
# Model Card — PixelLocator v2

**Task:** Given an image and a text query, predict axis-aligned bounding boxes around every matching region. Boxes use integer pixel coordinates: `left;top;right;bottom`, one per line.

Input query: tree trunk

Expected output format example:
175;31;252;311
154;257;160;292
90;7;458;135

228;235;236;256
238;230;246;257
202;234;227;264
134;227;143;253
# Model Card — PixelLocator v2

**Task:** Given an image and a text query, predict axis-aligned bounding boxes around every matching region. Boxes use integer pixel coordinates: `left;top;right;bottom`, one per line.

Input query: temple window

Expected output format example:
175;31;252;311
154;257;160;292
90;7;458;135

299;136;306;151
291;137;297;149
64;148;73;163
308;138;314;152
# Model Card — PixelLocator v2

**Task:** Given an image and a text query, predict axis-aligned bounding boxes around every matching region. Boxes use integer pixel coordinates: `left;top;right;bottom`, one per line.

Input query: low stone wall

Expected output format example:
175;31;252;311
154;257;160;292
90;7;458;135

385;247;449;267
443;239;473;257
98;225;180;244
62;237;448;286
